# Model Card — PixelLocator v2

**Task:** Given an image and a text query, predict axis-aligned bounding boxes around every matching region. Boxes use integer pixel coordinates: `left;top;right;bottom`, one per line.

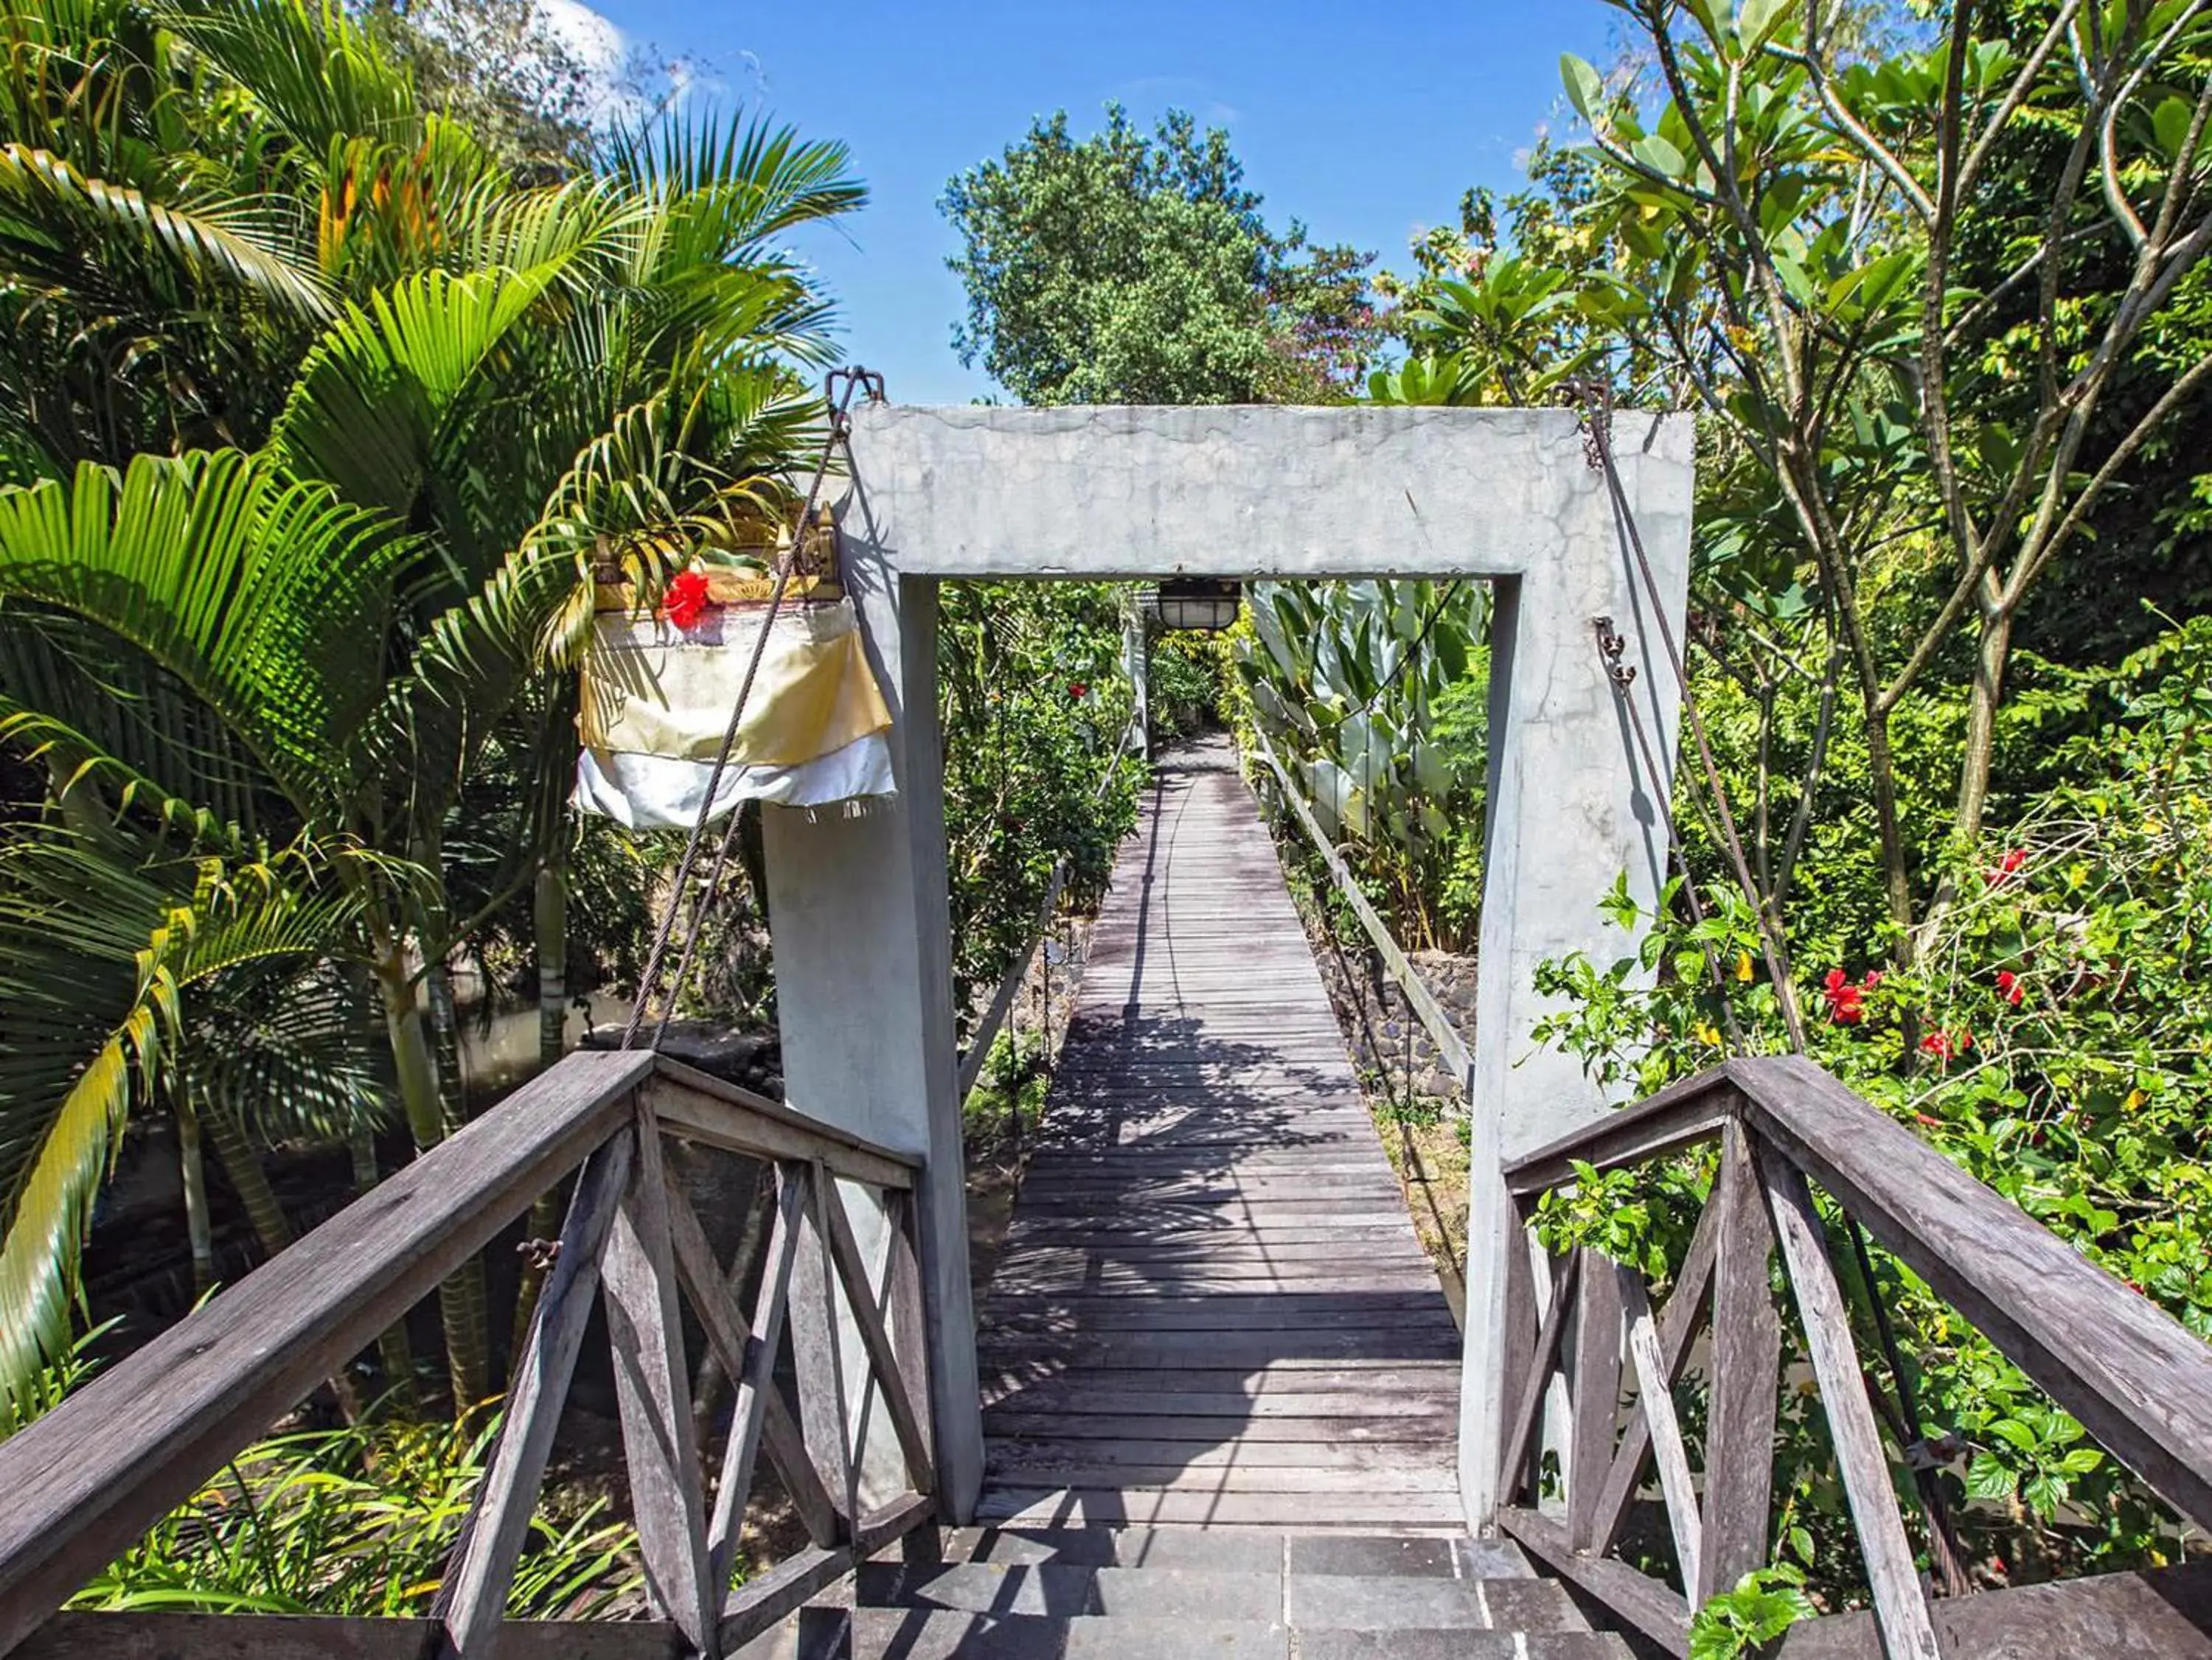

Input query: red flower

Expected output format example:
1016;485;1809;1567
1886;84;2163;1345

1996;970;2024;1006
1985;847;2029;887
1068;681;1089;700
1921;1028;1972;1064
1822;968;1867;1025
663;568;710;630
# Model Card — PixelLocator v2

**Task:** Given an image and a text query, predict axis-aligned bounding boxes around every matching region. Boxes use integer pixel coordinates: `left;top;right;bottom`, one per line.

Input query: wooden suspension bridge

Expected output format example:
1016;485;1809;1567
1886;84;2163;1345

973;738;1464;1531
2;738;2211;1657
3;408;2212;1656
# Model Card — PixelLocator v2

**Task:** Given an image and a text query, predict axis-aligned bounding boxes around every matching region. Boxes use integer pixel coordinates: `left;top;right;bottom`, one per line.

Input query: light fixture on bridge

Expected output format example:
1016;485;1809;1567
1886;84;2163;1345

1150;577;1242;632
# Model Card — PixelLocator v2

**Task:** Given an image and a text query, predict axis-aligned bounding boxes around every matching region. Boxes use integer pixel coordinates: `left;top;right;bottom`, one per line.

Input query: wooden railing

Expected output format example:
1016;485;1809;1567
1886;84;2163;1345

1493;1054;2212;1659
1247;723;1472;1095
0;1048;938;1659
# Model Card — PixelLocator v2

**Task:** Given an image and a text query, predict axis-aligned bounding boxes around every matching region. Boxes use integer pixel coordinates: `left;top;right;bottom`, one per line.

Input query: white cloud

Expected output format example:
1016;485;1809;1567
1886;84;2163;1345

540;0;626;83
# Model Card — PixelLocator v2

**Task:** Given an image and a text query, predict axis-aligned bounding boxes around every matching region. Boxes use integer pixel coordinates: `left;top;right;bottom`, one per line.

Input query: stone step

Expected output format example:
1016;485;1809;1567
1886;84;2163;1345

742;1609;1634;1660
860;1561;1590;1633
728;1527;1627;1660
929;1525;1532;1578
863;1560;1277;1620
744;1609;1291;1659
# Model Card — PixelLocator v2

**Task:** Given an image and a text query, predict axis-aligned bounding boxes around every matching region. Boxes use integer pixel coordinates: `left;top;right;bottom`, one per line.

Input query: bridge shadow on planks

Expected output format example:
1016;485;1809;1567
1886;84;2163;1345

973;740;1466;1531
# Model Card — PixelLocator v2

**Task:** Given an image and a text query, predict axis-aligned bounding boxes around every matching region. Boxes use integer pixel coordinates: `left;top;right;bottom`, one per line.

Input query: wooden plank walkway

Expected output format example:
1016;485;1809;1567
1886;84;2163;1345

974;735;1465;1530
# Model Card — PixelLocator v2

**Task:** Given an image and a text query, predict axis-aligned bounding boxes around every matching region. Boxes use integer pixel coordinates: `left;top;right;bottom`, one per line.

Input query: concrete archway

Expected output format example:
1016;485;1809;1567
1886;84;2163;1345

758;404;1693;1528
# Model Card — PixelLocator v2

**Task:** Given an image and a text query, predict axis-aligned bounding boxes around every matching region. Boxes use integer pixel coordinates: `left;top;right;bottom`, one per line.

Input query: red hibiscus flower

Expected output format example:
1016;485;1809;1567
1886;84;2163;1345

1822;968;1867;1025
1921;1028;1973;1064
1996;970;2024;1006
663;568;710;630
1068;681;1089;700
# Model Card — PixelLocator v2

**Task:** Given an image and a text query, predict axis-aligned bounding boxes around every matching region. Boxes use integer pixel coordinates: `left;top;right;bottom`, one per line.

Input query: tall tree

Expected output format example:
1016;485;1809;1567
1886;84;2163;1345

943;105;1380;405
1388;1;2212;954
0;0;861;1409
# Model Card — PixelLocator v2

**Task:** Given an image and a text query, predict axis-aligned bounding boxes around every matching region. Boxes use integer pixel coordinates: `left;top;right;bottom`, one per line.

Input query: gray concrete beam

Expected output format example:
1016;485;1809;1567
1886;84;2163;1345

849;404;1640;580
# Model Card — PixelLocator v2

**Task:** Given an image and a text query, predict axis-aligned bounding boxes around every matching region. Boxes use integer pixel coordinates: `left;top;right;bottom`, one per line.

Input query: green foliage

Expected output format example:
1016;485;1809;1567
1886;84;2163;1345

1147;628;1230;742
939;582;1140;1020
0;0;861;1403
76;1404;640;1617
1534;615;2212;1589
965;1028;1052;1149
943;105;1382;404
1236;579;1488;949
1687;1566;1817;1660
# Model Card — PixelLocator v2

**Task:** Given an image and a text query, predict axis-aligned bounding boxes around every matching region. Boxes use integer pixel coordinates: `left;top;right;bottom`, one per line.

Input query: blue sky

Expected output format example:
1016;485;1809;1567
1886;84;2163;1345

565;1;1620;405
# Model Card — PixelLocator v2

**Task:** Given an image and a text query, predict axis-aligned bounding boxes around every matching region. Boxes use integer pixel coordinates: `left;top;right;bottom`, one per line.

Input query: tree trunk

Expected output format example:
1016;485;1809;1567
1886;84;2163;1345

536;857;568;1064
175;1095;213;1300
425;962;469;1132
1953;590;2016;854
373;946;490;1412
1863;698;1919;966
510;857;571;1359
197;1087;366;1422
197;1089;295;1266
349;1125;416;1406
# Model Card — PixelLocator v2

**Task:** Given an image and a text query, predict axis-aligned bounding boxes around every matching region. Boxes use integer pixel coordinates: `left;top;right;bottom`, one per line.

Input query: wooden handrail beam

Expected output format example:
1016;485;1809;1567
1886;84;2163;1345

0;1048;657;1658
1500;1050;2212;1578
1737;1053;2212;1535
1502;1064;1742;1196
646;1055;917;1190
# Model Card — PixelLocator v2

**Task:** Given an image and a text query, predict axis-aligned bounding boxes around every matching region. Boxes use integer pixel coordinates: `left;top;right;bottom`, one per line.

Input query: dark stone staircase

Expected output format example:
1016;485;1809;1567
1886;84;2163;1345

738;1526;1632;1659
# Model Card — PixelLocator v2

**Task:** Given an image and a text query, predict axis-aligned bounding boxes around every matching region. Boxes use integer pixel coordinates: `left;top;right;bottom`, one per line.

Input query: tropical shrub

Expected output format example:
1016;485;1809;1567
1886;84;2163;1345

938;580;1141;1025
1236;579;1489;949
1531;616;2212;1599
0;0;861;1409
1147;627;1231;742
77;1407;641;1618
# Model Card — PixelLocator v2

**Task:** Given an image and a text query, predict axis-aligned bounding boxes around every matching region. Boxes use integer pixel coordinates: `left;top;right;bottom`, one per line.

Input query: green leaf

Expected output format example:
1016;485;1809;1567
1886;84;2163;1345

1736;0;1794;52
2154;96;2195;162
1562;54;1607;123
1633;133;1689;178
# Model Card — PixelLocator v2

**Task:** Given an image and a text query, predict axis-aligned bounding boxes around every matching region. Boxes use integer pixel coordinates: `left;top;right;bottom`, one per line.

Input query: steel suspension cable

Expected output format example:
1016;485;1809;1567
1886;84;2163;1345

620;366;885;1052
1573;380;1810;1051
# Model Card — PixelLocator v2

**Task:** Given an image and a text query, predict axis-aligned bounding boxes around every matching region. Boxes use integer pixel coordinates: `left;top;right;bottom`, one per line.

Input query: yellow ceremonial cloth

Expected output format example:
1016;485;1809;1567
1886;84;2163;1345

579;598;891;767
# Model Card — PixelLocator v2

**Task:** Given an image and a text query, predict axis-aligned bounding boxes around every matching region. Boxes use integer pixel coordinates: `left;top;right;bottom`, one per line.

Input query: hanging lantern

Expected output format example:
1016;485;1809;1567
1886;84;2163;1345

1150;577;1242;632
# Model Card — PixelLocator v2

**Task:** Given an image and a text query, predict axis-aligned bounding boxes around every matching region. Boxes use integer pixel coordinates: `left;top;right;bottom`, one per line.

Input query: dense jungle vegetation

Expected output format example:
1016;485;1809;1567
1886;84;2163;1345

3;0;2211;1637
0;0;1139;1612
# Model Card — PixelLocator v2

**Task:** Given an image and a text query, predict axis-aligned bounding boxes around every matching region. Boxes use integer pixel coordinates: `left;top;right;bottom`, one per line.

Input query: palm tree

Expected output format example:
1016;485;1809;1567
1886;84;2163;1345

0;0;863;1409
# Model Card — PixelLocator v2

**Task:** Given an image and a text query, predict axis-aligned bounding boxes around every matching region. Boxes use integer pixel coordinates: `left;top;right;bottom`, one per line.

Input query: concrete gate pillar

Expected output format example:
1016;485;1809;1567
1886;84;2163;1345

758;529;984;1518
763;404;1691;1535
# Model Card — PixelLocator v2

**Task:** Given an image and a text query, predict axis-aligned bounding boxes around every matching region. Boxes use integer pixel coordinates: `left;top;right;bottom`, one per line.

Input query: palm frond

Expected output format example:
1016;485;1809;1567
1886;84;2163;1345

0;450;411;813
0;142;331;321
0;829;366;1399
156;0;418;156
599;106;865;262
269;266;557;524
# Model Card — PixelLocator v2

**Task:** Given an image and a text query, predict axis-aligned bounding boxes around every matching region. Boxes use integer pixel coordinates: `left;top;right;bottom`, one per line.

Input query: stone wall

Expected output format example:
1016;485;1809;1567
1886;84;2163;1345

1305;918;1478;1105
